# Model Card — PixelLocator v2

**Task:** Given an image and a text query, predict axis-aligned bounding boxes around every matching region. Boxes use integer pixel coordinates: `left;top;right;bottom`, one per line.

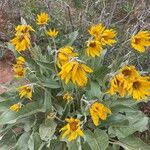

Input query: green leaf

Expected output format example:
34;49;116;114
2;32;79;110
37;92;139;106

82;142;91;150
39;120;57;141
28;132;42;150
49;139;66;150
67;140;80;150
64;31;78;46
93;66;110;80
0;145;9;150
110;98;137;108
119;135;150;150
43;90;52;111
106;145;120;150
87;81;101;99
0;101;44;125
14;132;30;150
101;113;129;127
42;79;60;89
108;111;149;138
85;129;109;150
0;130;16;149
0;96;19;111
35;60;55;72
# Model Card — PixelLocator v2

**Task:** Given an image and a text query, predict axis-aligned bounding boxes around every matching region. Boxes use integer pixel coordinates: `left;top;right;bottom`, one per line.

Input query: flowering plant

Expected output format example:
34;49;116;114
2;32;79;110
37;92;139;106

0;11;150;150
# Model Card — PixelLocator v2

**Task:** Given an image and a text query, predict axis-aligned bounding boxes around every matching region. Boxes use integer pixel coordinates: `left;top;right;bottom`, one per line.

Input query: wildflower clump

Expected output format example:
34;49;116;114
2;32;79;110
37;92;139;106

86;23;117;57
10;25;34;52
0;9;149;150
108;65;150;100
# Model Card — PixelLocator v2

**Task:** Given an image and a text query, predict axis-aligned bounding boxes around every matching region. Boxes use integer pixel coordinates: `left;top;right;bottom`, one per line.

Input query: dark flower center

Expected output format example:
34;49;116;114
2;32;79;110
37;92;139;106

122;69;131;77
18;71;24;76
18;34;25;41
25;87;31;93
134;37;141;44
70;122;78;131
133;81;141;89
89;42;96;47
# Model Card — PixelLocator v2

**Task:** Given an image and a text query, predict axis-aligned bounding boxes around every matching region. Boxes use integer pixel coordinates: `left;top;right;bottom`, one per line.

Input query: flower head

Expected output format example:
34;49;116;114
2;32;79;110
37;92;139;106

15;56;25;65
119;65;140;81
10;103;22;112
36;12;49;25
47;28;58;38
15;25;35;34
13;65;26;78
108;74;131;97
13;56;26;78
63;92;73;102
90;102;111;126
58;60;93;87
59;117;84;142
10;33;31;52
18;85;32;100
131;31;150;52
88;23;117;46
86;40;103;57
108;65;141;97
88;24;105;39
100;29;117;46
128;77;150;100
57;46;78;67
10;24;34;52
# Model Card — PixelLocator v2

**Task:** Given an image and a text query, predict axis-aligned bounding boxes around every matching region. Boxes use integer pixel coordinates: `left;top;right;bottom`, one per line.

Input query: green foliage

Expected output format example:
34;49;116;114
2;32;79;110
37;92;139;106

85;129;109;150
0;0;150;149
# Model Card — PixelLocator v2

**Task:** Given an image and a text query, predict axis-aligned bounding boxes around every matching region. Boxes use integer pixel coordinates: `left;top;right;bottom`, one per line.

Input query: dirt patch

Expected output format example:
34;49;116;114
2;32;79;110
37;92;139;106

0;60;14;94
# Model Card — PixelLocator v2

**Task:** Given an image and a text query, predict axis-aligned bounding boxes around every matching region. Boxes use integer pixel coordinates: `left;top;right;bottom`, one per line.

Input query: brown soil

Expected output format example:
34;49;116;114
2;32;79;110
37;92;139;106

0;60;14;94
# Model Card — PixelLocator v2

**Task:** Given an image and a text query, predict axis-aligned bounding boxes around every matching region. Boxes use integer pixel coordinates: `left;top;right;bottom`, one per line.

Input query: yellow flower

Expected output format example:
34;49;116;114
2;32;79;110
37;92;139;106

89;102;111;126
86;40;103;57
10;33;31;52
15;25;35;34
59;117;84;142
58;60;93;87
15;56;25;65
47;28;58;38
36;12;49;25
108;74;131;97
10;24;34;52
100;29;117;46
57;46;78;67
10;103;22;112
13;65;26;78
119;65;140;81
18;85;32;100
88;23;117;46
88;24;105;39
131;31;150;52
13;56;26;78
128;77;150;100
63;92;73;102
